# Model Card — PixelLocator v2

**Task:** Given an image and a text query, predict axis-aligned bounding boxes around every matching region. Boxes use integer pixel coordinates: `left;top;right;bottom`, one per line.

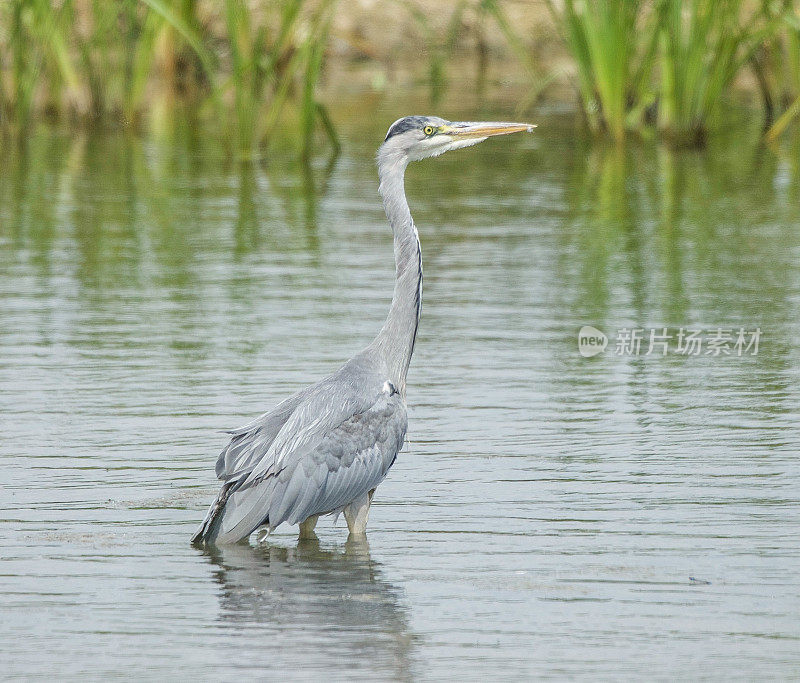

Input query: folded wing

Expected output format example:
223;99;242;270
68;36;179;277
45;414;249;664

193;371;406;545
214;390;309;481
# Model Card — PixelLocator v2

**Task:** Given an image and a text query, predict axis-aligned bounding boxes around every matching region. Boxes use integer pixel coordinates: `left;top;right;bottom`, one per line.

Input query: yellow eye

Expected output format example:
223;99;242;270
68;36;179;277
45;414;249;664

423;126;434;136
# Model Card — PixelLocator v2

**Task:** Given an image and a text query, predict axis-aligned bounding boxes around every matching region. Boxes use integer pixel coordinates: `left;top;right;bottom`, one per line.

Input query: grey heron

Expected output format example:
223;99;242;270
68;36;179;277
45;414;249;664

192;116;535;545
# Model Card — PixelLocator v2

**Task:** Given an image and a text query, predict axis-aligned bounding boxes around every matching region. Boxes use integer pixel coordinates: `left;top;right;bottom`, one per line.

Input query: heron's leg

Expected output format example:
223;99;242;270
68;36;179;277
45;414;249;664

344;489;375;536
298;514;319;539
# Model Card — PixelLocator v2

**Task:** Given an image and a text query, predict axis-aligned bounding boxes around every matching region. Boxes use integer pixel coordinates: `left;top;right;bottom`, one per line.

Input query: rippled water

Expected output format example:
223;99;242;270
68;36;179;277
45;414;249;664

2;103;800;679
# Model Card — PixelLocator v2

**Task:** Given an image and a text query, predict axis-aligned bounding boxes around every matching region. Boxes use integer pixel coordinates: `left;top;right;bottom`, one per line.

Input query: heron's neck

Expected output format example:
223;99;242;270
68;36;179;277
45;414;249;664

371;156;421;392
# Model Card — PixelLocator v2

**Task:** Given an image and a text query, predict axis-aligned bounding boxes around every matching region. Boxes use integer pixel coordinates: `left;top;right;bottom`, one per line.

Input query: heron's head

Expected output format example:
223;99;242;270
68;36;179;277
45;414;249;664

379;115;536;166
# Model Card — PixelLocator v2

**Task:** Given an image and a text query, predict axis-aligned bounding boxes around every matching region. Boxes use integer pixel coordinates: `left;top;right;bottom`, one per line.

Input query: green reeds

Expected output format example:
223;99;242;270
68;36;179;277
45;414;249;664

545;0;659;142
546;0;799;144
0;0;338;156
1;0;86;131
765;4;800;141
222;0;337;157
656;0;779;145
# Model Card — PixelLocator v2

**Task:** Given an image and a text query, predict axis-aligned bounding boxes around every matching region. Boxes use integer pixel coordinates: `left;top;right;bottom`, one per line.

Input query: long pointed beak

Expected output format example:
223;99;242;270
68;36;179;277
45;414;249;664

442;121;536;139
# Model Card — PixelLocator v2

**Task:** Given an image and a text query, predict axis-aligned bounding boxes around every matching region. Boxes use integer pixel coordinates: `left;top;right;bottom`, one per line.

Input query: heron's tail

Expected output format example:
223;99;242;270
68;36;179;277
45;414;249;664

191;478;276;545
191;487;229;545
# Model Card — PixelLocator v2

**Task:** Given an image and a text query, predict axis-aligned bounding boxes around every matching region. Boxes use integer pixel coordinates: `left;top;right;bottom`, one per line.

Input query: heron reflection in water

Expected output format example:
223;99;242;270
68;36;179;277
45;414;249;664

204;539;414;678
193;116;535;545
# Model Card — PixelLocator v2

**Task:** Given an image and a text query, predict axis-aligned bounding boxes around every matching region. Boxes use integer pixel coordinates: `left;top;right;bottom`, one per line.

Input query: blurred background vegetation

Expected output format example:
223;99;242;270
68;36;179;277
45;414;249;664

0;0;799;152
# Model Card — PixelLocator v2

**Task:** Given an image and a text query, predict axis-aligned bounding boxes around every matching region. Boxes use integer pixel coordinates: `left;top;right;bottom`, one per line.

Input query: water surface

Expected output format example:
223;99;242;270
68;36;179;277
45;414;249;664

1;104;799;679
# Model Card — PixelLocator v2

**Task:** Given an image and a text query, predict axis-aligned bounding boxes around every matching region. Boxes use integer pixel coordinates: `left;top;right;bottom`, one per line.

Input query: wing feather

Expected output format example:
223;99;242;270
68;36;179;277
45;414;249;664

240;376;382;488
287;468;321;525
213;478;276;542
194;369;407;544
268;395;406;530
215;390;308;480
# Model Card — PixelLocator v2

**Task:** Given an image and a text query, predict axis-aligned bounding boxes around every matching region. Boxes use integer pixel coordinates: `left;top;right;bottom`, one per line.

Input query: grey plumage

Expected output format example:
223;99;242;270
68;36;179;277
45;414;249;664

192;115;535;545
192;357;406;544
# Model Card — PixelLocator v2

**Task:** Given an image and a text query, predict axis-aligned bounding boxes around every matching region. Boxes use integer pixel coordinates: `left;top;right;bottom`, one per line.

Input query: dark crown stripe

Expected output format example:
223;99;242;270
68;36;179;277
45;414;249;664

384;116;428;141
